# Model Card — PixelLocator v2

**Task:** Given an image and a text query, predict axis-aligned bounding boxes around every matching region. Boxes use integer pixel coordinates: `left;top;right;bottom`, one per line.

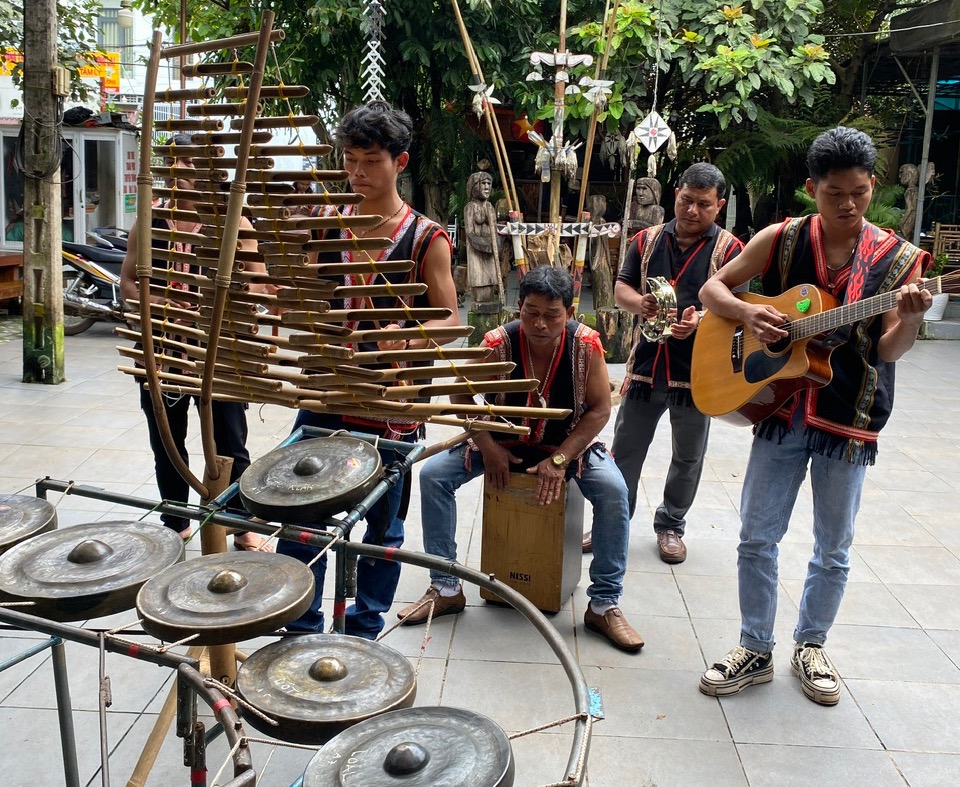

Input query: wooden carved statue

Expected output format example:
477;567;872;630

464;170;504;308
630;177;664;232
586;193;614;309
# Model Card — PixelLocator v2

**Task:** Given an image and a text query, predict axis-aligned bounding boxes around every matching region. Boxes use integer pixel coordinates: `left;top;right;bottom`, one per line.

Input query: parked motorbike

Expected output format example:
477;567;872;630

61;240;126;335
91;226;129;252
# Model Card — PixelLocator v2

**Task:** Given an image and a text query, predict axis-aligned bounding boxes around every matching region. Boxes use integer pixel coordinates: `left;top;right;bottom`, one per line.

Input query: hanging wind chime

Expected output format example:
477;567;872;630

361;0;386;101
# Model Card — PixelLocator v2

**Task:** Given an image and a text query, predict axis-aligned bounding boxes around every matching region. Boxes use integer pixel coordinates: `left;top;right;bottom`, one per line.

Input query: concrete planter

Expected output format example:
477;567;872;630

925;292;950;322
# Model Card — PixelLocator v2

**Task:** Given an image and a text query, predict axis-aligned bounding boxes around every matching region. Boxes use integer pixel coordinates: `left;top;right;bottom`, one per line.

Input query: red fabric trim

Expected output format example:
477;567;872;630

580;327;604;354
482;329;506;348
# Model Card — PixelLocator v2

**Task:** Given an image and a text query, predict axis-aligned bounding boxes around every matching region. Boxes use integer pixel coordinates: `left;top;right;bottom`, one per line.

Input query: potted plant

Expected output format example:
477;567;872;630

925;253;950;322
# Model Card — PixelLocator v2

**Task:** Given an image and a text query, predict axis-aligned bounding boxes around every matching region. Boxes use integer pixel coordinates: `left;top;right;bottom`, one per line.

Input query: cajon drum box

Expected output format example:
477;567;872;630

480;472;584;613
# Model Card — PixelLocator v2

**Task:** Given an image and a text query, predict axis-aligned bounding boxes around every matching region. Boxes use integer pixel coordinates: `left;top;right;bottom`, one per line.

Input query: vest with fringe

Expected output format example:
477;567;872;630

756;215;929;465
481;319;602;461
621;221;741;405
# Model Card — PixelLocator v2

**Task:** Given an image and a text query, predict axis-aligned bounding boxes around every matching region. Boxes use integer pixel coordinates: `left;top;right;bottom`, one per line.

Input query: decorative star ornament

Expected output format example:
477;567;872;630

633;110;672;153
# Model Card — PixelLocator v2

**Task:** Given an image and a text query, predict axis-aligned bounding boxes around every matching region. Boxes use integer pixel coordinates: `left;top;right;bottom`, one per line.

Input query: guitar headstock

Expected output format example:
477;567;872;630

928;270;960;295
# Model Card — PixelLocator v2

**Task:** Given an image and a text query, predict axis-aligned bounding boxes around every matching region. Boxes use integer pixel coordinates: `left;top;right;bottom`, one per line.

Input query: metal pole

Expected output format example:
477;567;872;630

51;639;81;787
914;46;940;246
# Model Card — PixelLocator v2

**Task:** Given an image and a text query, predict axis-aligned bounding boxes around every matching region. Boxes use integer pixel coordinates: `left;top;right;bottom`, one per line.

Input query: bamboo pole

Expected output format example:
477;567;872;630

449;0;519;213
136;29;207;500
197;12;276;482
576;0;621;222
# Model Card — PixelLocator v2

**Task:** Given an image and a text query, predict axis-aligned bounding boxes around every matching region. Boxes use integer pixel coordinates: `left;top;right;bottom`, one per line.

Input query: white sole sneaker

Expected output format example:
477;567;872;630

791;643;840;706
699;646;774;697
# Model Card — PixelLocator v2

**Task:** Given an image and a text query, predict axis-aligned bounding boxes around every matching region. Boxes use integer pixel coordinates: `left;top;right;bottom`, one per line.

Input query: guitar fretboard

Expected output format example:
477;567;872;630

789;272;958;341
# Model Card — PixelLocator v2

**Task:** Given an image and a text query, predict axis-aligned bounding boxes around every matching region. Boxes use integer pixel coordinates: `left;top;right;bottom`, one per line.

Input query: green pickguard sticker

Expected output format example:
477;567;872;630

796;298;811;313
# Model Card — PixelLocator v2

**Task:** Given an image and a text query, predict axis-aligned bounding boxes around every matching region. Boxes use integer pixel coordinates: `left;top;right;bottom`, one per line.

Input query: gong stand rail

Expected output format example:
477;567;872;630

30;445;590;784
0;635;80;787
0;606;256;786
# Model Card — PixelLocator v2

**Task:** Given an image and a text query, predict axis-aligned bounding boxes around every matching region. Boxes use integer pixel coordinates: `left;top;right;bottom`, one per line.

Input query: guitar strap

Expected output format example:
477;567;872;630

823;222;902;347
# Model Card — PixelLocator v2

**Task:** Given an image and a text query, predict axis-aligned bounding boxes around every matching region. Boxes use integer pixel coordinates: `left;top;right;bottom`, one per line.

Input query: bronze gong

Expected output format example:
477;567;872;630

0;520;184;621
302;706;515;787
238;436;382;524
236;634;416;744
136;552;314;645
0;494;58;556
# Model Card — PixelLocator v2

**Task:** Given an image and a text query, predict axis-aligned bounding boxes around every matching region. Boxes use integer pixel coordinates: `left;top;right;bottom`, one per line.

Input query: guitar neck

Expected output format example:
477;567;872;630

791;276;944;340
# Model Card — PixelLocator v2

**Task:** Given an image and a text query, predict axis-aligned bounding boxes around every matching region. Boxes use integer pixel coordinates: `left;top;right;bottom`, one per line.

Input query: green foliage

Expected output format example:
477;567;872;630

931;253;948;277
567;0;835;135
0;0;106;103
135;0;599;216
793;183;904;231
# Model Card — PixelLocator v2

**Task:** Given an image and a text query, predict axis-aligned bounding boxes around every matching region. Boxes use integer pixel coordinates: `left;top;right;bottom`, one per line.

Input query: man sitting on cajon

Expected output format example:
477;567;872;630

398;266;642;652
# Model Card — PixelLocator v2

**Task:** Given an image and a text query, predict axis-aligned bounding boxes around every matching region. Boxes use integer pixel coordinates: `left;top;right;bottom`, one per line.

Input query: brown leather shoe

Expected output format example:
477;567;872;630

397;586;466;625
656;529;687;564
584;607;644;652
582;531;593;553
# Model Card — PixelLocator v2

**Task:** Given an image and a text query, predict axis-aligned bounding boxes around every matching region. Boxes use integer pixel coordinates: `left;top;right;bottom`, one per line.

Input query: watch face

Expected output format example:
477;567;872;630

552;454;565;466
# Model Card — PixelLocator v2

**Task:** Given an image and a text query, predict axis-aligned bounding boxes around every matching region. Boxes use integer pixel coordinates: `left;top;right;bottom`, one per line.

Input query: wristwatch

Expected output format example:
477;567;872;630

551;452;568;468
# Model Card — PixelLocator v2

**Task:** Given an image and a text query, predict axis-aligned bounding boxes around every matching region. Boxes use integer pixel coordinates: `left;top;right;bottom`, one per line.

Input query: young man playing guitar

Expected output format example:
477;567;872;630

697;127;932;706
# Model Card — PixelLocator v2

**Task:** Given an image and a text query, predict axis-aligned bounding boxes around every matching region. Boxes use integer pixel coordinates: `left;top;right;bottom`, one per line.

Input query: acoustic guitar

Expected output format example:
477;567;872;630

691;273;960;425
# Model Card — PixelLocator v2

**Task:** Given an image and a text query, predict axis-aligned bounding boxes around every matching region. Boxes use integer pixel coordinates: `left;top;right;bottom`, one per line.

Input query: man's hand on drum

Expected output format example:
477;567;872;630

376;322;408;352
527;459;565;506
477;439;522;492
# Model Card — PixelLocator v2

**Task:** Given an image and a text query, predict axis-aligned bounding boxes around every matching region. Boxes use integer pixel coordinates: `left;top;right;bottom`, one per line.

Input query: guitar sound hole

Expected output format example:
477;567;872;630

768;336;790;354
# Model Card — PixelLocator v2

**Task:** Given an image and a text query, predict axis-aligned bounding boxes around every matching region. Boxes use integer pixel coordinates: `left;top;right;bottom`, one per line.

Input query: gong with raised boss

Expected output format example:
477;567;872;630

0;494;58;556
236;634;416;744
302;706;515;787
0;520;184;620
136;551;314;645
239;436;383;524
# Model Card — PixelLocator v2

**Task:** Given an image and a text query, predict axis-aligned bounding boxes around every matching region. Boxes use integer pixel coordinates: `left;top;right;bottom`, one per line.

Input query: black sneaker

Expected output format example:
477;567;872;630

699;645;774;697
791;642;840;706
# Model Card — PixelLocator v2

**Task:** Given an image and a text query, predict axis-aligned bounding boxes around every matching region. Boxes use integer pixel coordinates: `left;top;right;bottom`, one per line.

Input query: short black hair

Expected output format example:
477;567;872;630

335;100;413;158
163;134;193;148
677;163;727;201
807;127;877;182
161;134;193;165
519;266;574;309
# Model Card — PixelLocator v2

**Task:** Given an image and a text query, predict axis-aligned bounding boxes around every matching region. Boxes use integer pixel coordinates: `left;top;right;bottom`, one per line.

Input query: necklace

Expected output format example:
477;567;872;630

525;334;562;409
826;223;865;271
355;202;405;237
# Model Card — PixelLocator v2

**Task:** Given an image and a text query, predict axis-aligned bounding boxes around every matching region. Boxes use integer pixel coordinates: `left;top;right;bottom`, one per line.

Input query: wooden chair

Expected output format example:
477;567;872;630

932;222;960;267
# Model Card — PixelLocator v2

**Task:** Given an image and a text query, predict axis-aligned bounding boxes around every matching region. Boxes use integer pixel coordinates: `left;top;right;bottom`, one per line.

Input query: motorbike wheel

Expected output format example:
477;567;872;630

62;270;97;336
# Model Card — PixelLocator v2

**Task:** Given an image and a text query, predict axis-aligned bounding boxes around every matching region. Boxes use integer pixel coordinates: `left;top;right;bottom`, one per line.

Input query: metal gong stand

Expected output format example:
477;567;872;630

0;496;257;787
0;425;417;787
11;424;593;786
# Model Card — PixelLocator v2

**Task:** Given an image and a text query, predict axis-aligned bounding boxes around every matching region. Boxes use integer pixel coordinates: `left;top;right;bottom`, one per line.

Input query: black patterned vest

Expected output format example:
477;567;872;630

757;215;930;465
481;319;601;463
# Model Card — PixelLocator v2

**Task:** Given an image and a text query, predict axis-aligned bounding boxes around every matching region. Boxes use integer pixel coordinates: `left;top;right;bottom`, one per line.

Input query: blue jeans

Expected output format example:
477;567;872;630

418;442;630;605
737;417;866;653
277;410;410;638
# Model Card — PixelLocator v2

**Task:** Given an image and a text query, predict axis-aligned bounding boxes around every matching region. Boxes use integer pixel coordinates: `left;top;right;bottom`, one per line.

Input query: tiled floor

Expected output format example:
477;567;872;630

1;315;959;786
